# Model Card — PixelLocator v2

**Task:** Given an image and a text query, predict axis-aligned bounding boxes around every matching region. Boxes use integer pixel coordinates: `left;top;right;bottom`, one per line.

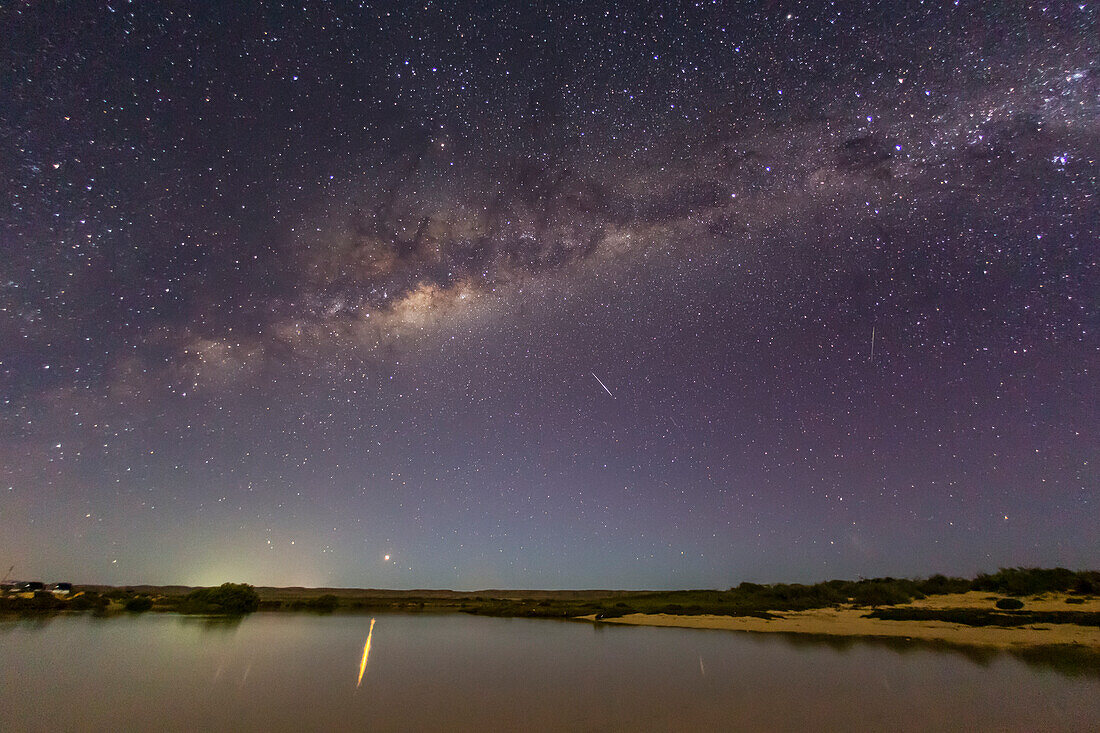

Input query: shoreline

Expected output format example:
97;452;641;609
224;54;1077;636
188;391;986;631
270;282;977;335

583;605;1100;651
4;585;1098;650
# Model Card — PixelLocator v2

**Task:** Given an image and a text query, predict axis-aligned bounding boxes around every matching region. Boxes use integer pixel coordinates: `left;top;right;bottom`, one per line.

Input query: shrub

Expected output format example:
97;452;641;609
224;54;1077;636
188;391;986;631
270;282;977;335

68;592;108;611
867;608;1100;628
31;591;65;610
995;597;1024;610
850;583;913;607
1074;576;1098;594
0;592;64;612
973;568;1099;596
125;596;153;612
917;574;972;595
305;594;339;611
184;583;260;614
595;608;631;620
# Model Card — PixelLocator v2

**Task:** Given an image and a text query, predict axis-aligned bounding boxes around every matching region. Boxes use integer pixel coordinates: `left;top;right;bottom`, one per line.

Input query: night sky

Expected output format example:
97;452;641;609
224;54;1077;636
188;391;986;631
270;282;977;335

1;1;1096;589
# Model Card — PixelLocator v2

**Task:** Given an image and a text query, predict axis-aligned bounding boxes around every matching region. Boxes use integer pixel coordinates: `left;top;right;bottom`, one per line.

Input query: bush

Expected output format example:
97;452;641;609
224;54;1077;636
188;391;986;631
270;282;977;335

302;594;339;612
68;592;108;611
995;598;1024;610
916;574;972;595
867;608;1100;628
587;604;633;619
1074;576;1098;594
734;582;764;593
184;583;260;614
285;594;339;612
0;592;64;612
973;568;1100;596
31;591;65;610
125;596;153;612
850;583;913;607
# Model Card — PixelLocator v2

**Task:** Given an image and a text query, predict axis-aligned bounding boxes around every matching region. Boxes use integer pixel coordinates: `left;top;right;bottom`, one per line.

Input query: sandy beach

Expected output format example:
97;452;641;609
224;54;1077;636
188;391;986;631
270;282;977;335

584;592;1100;650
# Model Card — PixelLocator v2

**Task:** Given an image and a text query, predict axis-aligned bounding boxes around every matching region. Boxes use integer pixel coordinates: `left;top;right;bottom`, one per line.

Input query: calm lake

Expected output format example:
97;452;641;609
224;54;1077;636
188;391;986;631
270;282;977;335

2;612;1098;731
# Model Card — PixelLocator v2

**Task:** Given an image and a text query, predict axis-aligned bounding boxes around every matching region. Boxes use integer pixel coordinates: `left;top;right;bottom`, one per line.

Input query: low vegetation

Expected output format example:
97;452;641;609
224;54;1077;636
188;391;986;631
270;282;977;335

865;608;1100;628
124;596;154;612
286;594;341;612
179;583;260;614
973;568;1100;596
433;569;1098;621
1;568;1096;622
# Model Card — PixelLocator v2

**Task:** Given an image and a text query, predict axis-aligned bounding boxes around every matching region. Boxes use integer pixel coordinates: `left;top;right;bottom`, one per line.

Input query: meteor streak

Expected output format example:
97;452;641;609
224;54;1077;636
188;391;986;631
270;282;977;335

356;617;376;688
591;372;614;397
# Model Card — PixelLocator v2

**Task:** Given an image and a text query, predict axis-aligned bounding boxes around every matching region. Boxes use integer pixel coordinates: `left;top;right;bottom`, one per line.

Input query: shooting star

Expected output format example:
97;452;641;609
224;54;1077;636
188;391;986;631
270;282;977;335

869;325;876;362
591;372;614;397
357;617;376;688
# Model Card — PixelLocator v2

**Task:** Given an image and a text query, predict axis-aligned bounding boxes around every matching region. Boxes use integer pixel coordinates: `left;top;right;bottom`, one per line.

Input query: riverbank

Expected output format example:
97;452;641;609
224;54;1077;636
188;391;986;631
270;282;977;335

583;592;1100;651
5;571;1098;631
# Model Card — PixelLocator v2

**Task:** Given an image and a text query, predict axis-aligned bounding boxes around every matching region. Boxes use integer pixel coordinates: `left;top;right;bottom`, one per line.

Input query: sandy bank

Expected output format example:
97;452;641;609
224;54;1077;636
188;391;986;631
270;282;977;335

583;598;1100;650
903;590;1100;612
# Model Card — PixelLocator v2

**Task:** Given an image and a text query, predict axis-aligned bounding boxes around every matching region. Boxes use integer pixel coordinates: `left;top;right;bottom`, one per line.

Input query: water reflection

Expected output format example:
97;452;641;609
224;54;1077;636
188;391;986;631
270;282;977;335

357;617;375;688
590;620;1100;680
766;628;1100;679
176;615;246;633
3;611;1098;679
1;613;1097;731
0;615;57;633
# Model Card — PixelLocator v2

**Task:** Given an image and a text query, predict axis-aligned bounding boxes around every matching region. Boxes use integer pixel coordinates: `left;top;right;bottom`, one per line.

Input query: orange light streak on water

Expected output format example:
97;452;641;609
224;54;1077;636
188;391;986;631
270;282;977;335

356;618;376;688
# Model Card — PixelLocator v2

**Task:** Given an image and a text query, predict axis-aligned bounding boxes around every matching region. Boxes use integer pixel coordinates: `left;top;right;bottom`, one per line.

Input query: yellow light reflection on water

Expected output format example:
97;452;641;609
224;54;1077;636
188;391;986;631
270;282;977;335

356;618;376;688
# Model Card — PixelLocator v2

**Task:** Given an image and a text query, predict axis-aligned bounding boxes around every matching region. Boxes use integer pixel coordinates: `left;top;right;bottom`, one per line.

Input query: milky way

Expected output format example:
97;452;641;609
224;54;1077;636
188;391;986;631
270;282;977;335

1;1;1096;588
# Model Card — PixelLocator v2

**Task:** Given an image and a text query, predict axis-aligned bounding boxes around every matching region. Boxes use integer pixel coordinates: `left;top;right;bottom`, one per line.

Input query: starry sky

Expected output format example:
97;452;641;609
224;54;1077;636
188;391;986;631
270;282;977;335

1;1;1096;589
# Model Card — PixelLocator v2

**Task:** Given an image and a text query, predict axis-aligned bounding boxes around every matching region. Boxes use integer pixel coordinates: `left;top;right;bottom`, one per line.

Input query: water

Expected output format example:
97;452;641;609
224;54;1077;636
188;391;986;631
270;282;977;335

2;612;1098;731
